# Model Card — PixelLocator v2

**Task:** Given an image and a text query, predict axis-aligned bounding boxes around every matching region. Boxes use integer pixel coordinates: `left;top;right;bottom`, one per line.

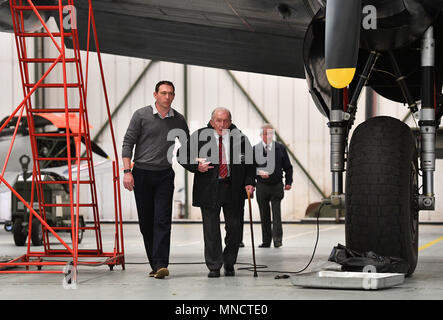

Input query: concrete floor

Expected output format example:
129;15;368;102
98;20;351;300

0;222;442;301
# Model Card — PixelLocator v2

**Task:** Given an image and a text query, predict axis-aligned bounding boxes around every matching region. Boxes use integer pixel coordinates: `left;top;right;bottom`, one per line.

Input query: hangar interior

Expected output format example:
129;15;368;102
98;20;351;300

1;22;442;224
2;1;443;302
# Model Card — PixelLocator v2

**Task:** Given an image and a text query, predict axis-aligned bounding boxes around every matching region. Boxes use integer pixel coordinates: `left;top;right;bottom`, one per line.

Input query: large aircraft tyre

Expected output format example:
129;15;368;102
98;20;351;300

345;116;419;275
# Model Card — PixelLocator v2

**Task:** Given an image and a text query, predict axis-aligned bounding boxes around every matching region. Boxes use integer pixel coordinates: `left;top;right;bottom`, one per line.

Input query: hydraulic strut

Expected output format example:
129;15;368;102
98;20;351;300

418;26;436;210
328;88;346;207
388;51;419;115
326;51;379;207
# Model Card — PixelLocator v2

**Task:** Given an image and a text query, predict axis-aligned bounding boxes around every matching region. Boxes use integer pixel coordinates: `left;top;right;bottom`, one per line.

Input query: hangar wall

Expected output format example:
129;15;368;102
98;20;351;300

1;31;442;222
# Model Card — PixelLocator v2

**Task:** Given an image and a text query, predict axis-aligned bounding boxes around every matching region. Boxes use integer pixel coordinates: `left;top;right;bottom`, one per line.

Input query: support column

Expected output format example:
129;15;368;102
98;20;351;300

34;37;44;108
183;64;189;218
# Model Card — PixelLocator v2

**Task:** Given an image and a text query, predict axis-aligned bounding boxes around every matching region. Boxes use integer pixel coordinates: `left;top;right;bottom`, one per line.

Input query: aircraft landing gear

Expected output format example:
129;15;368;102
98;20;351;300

324;27;438;276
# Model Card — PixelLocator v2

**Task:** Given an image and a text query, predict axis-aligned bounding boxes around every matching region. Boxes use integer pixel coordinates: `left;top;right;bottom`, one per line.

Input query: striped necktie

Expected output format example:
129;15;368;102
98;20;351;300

219;136;228;179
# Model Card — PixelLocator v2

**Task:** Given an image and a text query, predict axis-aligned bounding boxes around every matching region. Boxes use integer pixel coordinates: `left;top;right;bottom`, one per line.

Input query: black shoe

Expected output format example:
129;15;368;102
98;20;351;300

259;243;270;248
274;242;282;248
224;266;235;277
208;270;220;278
239;242;245;248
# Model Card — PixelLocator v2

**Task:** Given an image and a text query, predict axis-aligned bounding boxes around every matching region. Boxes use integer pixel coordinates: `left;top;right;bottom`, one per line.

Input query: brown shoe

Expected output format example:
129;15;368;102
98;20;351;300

148;270;156;277
154;267;169;279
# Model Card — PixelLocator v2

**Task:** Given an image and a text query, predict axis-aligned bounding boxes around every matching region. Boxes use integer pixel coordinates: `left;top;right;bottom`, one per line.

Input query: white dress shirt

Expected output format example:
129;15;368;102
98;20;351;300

262;140;273;152
214;131;230;177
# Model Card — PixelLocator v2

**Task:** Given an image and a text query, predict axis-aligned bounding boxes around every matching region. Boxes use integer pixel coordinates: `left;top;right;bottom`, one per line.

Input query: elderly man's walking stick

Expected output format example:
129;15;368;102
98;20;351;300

246;191;258;277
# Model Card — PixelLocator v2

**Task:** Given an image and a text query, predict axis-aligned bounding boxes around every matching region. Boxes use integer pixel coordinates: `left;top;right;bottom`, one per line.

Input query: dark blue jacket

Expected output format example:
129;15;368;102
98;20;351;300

254;141;293;186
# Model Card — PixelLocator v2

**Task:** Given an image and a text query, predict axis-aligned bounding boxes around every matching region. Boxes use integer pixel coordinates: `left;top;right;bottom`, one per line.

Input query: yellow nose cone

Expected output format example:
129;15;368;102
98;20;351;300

326;68;356;89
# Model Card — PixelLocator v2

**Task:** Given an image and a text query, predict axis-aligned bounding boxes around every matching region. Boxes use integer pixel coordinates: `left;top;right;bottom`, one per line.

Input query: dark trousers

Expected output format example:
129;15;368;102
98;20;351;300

256;181;284;245
239;205;244;243
133;167;175;272
200;182;242;271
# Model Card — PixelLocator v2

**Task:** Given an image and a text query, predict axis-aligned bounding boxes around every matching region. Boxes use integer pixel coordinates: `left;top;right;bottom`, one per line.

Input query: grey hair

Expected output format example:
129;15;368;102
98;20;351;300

261;123;273;130
211;107;232;120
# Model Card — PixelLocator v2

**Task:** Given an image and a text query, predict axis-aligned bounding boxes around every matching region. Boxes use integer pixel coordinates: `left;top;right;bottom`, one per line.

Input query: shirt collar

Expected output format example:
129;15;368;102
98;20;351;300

262;140;272;150
214;130;230;140
152;103;174;119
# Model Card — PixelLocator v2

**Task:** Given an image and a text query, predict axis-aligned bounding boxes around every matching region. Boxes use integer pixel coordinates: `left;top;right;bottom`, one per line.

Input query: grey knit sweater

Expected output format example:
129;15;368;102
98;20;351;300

122;105;189;171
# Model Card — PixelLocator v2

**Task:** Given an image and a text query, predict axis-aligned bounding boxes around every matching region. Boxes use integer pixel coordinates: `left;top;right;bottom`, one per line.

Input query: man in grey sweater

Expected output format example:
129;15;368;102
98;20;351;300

122;80;189;279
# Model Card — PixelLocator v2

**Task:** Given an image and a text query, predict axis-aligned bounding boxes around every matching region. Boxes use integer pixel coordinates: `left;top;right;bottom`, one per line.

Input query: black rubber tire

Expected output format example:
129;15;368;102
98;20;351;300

345;116;419;275
13;218;26;246
69;216;85;244
78;216;85;244
31;219;43;246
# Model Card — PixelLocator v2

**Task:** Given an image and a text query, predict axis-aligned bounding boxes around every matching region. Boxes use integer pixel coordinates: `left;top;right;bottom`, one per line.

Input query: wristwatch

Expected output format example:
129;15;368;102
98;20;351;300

123;169;132;174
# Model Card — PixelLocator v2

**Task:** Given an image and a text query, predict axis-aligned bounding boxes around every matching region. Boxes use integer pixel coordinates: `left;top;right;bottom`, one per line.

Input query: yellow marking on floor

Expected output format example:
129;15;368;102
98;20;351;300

419;236;443;251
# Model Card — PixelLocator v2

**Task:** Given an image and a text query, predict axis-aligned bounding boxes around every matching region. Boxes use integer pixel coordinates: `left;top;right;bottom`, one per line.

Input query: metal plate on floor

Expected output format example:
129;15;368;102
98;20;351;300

291;271;405;290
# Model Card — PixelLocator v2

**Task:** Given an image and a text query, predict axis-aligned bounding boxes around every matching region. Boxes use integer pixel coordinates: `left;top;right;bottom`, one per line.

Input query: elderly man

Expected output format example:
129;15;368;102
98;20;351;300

179;107;255;277
254;124;293;248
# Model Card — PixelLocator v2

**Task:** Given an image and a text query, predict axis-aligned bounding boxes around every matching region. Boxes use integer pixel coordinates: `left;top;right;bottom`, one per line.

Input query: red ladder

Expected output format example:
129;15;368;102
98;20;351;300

0;0;125;277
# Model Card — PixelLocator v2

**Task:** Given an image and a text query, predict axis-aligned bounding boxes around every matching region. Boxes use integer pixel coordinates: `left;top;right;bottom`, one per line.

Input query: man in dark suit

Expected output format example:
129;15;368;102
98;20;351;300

179;107;255;277
254;124;293;248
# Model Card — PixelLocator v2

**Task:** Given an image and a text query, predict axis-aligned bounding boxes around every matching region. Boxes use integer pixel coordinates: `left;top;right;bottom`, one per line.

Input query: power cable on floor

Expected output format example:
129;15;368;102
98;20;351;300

125;203;323;280
40;203;323;277
237;203;322;279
